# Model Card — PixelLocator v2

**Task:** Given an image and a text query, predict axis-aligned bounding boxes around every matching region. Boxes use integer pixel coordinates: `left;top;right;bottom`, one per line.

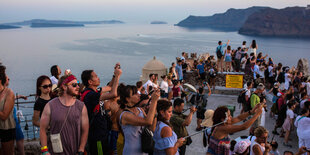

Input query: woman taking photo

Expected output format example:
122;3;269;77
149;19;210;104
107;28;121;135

153;99;185;155
32;75;52;127
207;104;263;155
118;84;160;155
0;64;16;155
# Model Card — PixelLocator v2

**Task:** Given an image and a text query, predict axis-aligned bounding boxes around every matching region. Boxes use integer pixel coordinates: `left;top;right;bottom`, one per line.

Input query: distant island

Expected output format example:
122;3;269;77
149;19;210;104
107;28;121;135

2;19;125;28
0;25;21;29
31;22;84;28
176;6;310;37
150;21;167;24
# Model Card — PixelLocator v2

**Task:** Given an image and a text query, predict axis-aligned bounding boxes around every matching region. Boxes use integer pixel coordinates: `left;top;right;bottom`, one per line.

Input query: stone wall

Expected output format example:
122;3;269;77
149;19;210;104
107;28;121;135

184;71;253;87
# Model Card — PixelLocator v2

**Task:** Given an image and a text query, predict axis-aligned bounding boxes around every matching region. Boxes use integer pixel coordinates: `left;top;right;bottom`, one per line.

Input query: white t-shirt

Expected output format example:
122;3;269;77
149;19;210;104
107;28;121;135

295;115;310;140
253;65;259;79
300;99;308;109
160;81;169;93
287;109;294;119
241;57;247;69
285;73;291;83
245;89;251;99
143;80;156;90
306;82;310;97
268;66;274;77
50;76;58;85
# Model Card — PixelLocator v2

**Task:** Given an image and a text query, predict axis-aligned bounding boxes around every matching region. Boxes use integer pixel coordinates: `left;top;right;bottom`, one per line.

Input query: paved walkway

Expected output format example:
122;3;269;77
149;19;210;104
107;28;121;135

184;93;299;155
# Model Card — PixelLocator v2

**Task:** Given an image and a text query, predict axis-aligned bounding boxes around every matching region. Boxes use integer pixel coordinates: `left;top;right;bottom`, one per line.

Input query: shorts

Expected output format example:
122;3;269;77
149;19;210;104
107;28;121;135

196;108;206;119
110;130;119;151
199;72;206;80
16;122;24;141
0;128;16;142
225;56;232;62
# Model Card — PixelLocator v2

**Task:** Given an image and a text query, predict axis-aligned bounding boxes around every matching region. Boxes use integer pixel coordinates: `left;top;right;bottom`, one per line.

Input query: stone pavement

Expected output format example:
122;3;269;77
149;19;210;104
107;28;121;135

184;93;299;155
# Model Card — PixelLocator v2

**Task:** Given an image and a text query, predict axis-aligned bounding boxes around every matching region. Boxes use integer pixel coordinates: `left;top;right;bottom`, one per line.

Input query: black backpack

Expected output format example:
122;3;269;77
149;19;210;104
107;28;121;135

216;46;223;58
278;72;285;83
237;90;246;104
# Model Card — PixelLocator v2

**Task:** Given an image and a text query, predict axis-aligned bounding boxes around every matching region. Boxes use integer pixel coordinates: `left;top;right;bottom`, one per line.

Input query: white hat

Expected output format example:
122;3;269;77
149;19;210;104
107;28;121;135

234;139;251;154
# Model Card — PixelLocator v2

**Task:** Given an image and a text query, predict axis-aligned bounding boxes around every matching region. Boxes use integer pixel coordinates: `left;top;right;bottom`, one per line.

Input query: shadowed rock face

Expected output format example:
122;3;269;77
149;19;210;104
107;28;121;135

239;7;310;37
176;6;269;31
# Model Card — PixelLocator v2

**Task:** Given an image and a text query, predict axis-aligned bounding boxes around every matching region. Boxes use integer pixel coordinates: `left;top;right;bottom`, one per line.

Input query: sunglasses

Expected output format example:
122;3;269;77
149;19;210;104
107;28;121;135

67;82;80;87
41;84;52;89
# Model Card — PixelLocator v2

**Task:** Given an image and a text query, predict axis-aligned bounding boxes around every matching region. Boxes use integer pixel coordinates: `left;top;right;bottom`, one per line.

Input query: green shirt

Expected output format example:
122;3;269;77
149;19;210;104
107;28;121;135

170;111;189;138
250;93;260;109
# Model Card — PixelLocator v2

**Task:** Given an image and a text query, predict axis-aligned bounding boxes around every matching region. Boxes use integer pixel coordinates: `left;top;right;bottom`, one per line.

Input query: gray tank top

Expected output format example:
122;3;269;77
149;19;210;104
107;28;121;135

48;97;84;155
0;88;16;130
120;108;147;155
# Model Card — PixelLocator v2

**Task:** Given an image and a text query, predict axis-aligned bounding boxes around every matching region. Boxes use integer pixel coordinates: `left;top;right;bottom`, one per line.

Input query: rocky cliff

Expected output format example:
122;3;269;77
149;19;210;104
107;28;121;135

176;6;268;31
239;7;310;37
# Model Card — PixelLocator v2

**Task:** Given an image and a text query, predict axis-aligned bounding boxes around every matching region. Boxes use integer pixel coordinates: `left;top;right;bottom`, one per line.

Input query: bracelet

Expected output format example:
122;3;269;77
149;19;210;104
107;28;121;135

41;148;48;153
42;151;49;155
41;146;48;150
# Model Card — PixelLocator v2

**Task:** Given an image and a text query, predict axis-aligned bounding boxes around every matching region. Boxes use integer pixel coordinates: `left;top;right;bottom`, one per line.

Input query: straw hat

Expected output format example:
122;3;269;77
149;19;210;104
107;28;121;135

201;109;214;127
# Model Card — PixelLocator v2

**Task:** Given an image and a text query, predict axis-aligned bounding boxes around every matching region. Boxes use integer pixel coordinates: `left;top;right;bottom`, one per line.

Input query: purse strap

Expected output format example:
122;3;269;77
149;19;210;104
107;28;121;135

59;105;72;134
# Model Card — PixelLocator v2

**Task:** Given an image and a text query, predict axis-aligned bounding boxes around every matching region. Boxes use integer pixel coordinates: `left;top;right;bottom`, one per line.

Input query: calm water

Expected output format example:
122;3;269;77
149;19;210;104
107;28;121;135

0;24;309;95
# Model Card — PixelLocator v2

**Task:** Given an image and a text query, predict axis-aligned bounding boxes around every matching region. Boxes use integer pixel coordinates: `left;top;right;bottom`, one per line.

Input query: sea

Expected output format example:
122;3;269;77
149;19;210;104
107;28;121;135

0;23;309;138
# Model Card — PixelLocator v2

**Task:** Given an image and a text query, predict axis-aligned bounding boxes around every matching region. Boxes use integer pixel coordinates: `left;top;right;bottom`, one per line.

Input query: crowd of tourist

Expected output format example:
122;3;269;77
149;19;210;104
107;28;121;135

0;39;309;155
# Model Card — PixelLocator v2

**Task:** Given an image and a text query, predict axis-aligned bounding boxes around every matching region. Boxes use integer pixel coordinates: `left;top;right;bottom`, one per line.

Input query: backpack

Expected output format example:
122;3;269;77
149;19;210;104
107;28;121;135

237;90;246;104
80;90;112;151
278;72;285;83
216;46;223;58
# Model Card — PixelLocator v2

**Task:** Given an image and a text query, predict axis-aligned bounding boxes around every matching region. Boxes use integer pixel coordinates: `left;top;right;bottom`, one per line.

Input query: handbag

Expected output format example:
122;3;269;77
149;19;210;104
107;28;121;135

141;127;154;153
50;106;72;153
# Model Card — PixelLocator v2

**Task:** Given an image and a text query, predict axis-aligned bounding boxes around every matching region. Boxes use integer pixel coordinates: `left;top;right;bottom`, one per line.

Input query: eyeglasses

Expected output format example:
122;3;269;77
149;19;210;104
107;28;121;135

41;84;52;89
67;82;80;87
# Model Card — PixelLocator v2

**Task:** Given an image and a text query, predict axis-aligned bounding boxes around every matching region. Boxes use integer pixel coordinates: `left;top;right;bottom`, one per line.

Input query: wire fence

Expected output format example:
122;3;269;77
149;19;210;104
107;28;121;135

15;93;40;141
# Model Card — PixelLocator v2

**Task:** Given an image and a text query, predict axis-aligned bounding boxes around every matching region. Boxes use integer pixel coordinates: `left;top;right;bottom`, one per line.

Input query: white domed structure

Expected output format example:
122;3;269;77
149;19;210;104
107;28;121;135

140;56;167;83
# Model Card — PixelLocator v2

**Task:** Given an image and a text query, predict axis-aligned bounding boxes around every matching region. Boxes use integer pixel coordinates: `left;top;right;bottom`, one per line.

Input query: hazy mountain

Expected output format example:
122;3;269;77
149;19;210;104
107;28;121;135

239;7;310;37
176;6;269;31
3;19;125;26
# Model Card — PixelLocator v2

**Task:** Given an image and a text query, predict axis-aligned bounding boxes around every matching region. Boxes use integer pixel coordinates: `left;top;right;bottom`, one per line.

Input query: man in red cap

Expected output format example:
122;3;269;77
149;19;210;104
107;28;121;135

40;74;89;155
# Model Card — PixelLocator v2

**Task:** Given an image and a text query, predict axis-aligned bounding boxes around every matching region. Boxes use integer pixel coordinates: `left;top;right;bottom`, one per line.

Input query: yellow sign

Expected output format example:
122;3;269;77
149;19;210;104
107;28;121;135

226;74;243;88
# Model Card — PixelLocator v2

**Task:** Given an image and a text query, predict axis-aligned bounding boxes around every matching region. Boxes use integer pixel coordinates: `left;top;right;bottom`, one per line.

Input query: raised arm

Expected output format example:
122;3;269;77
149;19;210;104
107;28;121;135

182;106;197;126
122;89;160;126
100;65;122;101
220;104;262;134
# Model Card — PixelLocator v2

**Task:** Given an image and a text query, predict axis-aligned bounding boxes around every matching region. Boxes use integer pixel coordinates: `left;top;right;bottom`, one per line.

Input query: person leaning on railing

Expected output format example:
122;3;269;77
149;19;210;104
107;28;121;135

32;75;52;127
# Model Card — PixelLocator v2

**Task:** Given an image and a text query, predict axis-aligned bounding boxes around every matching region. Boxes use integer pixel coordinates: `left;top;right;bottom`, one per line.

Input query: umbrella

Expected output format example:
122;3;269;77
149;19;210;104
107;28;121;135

183;83;197;92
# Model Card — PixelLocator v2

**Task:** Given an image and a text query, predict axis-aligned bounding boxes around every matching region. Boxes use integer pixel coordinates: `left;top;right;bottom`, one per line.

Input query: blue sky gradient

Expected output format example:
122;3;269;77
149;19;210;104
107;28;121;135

0;0;309;24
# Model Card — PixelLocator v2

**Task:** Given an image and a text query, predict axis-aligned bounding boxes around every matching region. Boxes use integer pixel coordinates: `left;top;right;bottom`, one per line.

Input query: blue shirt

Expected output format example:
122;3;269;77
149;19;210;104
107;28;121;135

175;64;183;80
197;64;205;74
217;44;227;55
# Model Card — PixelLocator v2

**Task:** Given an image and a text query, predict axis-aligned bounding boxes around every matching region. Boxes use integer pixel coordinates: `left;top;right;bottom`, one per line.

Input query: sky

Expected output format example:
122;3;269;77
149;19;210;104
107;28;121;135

0;0;309;24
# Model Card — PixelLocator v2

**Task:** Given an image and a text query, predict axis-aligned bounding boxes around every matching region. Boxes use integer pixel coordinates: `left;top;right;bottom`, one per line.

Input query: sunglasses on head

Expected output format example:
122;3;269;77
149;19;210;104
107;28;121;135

67;81;80;87
41;84;52;89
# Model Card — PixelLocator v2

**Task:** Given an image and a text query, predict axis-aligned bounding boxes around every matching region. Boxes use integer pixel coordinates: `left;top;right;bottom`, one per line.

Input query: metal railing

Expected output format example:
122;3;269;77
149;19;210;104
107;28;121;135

15;93;40;141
